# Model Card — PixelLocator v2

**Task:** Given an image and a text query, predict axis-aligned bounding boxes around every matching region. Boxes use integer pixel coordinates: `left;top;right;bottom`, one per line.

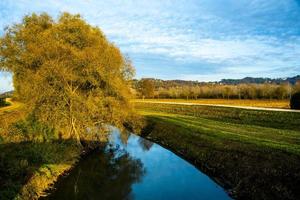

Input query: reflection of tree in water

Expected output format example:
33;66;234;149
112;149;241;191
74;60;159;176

44;148;145;200
138;138;154;152
119;130;131;146
116;129;153;152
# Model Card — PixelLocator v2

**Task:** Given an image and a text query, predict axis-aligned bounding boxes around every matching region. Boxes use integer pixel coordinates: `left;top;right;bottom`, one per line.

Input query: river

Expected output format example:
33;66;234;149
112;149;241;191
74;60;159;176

42;127;231;200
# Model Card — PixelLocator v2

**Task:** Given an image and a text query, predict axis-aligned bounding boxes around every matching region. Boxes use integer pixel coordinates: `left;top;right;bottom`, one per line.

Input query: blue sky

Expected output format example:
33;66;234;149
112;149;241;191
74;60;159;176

1;0;300;92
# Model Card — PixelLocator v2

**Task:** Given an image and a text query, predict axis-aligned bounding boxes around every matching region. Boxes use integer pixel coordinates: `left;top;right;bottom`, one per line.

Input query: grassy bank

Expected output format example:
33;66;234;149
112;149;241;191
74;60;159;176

134;98;290;109
135;102;300;199
0;99;136;200
0;104;82;200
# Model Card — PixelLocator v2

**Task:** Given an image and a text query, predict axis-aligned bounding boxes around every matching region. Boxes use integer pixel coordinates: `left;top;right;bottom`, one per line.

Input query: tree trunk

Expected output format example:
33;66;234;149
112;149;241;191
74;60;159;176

71;117;82;146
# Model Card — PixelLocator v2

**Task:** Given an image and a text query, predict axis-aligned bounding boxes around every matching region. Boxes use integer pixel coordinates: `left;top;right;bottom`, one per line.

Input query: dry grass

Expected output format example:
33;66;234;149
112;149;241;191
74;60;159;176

0;99;25;141
134;98;290;109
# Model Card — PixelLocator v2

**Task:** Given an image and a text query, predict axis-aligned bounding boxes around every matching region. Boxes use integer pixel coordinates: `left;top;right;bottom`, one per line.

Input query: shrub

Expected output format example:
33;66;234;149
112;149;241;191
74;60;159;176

0;98;5;107
290;92;300;109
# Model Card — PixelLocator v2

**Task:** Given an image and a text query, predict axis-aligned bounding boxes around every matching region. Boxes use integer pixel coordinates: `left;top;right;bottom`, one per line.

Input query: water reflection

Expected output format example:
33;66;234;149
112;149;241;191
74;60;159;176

138;138;153;152
43;147;145;200
118;129;131;146
43;128;231;200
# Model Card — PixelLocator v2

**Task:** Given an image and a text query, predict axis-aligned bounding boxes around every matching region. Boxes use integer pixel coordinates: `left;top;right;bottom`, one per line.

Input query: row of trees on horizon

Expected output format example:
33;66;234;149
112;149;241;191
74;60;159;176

134;79;300;100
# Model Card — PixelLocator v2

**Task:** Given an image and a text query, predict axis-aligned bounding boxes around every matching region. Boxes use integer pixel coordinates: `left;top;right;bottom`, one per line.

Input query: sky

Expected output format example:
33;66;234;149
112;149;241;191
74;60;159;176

0;0;300;92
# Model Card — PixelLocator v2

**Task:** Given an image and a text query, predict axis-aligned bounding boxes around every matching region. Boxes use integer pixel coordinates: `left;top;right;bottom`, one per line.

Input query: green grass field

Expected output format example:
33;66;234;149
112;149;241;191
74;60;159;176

134;98;291;109
135;102;300;199
135;102;300;131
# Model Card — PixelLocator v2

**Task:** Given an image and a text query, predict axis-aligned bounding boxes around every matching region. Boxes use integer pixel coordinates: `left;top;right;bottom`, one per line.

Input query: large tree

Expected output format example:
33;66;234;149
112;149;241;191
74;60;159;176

140;79;154;99
0;13;135;144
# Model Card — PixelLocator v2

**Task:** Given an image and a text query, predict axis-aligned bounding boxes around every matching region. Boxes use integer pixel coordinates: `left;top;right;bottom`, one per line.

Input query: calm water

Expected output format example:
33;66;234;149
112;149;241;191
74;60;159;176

43;128;231;200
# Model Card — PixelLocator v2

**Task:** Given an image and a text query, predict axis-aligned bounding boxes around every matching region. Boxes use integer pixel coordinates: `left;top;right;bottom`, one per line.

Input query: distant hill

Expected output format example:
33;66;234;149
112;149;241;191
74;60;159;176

220;75;300;85
0;91;14;98
134;75;300;88
133;78;204;89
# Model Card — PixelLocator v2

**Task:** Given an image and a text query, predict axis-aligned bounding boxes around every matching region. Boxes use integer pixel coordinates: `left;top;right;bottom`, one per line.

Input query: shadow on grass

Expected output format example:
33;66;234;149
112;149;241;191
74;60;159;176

0;139;80;199
0;102;11;109
0;139;145;200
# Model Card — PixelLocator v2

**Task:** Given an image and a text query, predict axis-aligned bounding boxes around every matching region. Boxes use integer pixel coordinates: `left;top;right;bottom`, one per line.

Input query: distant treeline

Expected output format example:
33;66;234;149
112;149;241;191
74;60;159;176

0;91;13;98
220;75;300;85
133;78;300;100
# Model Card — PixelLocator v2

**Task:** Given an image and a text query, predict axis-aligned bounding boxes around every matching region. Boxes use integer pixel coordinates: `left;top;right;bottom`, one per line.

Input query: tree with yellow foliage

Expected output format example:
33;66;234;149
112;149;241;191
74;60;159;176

140;79;155;99
0;13;135;145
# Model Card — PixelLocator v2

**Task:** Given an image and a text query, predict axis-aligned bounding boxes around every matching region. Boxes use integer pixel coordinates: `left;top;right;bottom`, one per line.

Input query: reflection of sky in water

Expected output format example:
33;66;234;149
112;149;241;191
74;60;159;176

109;127;231;200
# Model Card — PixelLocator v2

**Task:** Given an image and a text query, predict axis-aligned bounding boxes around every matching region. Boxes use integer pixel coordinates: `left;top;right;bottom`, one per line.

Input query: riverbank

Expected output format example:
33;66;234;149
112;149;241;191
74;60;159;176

0;99;136;200
0;103;82;200
2;99;299;199
41;128;231;200
135;102;300;199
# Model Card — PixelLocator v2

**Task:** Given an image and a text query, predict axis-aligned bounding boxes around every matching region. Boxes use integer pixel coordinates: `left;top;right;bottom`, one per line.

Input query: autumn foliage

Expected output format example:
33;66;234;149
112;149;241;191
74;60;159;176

0;13;135;144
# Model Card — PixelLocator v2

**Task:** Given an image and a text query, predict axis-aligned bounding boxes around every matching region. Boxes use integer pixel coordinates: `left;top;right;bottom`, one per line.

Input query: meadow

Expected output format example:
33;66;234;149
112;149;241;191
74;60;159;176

135;102;300;199
134;98;290;109
1;98;299;199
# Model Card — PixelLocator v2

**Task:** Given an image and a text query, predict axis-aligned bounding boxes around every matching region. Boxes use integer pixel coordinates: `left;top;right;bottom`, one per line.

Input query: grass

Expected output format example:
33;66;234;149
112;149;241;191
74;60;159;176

0;101;11;108
135;102;300;131
0;98;133;200
0;101;82;200
135;102;300;200
1;98;298;199
0;99;22;114
134;98;290;109
0;140;80;200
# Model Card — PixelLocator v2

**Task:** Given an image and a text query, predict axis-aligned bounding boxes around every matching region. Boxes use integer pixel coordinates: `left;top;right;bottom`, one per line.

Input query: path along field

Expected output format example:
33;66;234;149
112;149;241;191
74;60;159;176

134;101;300;200
133;98;292;110
0;98;22;113
0;98;24;136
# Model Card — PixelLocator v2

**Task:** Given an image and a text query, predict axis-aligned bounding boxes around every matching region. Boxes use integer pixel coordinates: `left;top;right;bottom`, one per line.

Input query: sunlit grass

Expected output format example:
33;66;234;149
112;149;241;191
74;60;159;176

0;98;23;114
135;102;300;131
133;98;290;109
140;110;300;155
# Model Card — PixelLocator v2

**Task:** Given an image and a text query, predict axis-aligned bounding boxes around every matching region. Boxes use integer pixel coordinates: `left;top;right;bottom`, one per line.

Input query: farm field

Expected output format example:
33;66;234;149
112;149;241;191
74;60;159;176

134;98;290;109
134;101;300;199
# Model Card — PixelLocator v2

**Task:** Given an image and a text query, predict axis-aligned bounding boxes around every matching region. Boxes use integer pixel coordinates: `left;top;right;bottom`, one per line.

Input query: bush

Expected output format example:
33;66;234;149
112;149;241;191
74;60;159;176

8;115;56;142
290;92;300;109
0;98;6;107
